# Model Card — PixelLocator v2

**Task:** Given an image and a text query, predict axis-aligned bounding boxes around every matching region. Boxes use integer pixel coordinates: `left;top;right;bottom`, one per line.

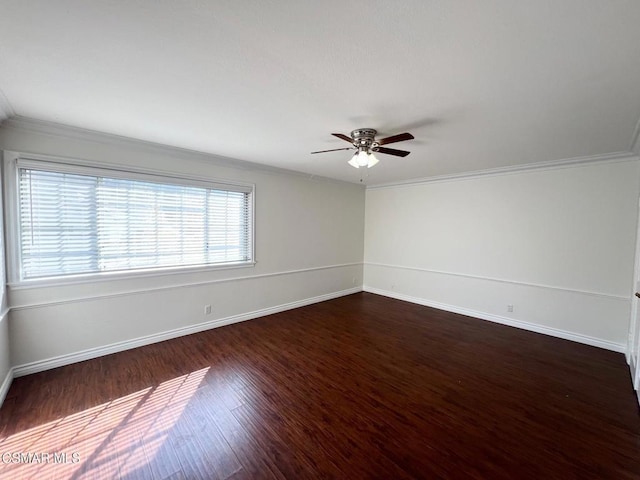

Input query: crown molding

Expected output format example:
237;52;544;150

4;116;637;190
0;87;15;121
0;116;360;187
367;151;640;190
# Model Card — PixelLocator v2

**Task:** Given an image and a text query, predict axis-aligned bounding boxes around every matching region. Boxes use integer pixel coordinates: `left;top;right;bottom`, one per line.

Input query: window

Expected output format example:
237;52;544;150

7;156;254;282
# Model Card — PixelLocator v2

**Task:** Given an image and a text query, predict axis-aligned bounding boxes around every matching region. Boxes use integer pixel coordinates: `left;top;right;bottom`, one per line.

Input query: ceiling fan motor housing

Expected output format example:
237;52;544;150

351;128;378;150
310;128;412;158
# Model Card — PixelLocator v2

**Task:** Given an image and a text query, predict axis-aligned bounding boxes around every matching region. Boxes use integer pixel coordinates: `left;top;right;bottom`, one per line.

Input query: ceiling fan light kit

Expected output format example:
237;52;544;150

349;149;379;169
311;128;414;169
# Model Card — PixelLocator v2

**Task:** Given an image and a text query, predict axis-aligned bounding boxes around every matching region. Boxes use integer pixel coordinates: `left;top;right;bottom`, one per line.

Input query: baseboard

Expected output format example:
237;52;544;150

364;286;626;353
0;367;14;408
12;287;362;377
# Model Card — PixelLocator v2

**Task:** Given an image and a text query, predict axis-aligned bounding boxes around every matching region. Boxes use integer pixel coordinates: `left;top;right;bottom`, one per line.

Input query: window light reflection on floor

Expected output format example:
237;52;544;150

0;367;210;479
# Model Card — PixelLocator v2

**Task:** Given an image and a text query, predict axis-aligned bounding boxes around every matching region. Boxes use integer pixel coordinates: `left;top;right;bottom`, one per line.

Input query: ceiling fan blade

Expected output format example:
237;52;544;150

332;133;354;143
310;147;354;154
375;147;411;157
377;132;414;145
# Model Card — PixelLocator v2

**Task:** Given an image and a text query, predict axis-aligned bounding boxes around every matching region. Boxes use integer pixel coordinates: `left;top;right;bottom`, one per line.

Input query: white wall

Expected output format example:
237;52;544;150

0;119;365;374
364;159;640;351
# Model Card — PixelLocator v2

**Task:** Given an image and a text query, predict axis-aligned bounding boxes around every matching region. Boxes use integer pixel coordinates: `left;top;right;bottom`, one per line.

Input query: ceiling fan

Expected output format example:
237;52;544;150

311;128;414;169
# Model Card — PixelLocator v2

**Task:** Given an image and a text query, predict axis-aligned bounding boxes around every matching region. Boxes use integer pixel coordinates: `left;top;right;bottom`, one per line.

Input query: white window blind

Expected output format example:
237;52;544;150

17;164;253;280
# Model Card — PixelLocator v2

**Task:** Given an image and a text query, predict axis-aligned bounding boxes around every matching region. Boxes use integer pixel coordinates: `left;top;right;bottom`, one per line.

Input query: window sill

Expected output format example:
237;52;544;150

8;261;257;291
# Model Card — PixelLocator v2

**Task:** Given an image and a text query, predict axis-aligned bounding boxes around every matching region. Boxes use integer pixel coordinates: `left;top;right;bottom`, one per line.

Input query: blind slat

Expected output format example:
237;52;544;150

19;167;252;279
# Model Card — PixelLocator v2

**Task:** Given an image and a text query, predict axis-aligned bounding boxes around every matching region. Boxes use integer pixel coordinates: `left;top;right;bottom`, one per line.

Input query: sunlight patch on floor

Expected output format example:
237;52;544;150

0;367;209;479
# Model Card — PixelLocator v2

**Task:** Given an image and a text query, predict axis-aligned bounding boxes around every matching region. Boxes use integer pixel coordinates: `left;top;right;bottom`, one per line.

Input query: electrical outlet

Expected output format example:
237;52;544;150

204;305;212;315
507;305;514;313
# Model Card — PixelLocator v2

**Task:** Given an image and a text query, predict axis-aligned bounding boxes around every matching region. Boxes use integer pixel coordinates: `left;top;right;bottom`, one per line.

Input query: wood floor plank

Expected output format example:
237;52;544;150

1;292;639;479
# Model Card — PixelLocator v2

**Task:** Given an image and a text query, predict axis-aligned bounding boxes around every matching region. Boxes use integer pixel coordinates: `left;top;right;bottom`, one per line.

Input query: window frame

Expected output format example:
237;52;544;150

3;151;256;288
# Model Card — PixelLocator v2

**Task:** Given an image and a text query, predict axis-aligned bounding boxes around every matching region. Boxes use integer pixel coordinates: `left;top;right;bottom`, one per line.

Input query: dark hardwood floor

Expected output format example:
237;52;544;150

0;292;638;479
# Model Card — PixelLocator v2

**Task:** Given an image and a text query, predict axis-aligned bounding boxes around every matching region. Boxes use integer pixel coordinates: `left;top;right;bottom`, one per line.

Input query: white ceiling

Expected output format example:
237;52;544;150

1;1;639;185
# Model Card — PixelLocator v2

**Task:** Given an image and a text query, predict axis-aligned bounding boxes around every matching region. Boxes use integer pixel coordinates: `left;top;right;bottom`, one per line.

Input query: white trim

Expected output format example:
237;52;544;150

9;261;256;291
367;151;639;190
0;308;12;408
0;86;15;121
3;151;20;284
363;286;625;353
12;287;362;377
0;367;13;408
1;116;357;187
12;151;254;193
626;196;640;374
10;262;362;310
364;262;629;301
3;150;256;286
